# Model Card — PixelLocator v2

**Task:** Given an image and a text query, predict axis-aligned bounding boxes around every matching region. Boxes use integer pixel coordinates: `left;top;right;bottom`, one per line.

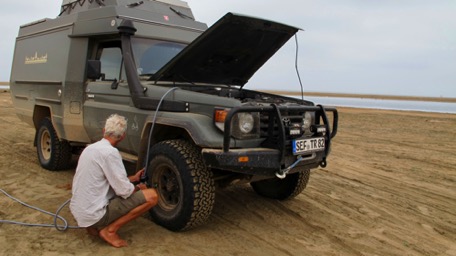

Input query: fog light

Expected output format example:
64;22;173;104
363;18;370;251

311;125;327;134
290;129;301;136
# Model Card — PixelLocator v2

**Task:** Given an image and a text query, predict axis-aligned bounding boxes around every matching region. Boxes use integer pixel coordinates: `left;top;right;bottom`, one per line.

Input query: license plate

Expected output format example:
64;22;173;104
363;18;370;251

292;137;325;155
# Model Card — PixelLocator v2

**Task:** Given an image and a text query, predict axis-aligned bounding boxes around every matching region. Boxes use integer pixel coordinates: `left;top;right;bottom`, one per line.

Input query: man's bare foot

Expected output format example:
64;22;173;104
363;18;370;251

86;227;99;236
99;228;128;248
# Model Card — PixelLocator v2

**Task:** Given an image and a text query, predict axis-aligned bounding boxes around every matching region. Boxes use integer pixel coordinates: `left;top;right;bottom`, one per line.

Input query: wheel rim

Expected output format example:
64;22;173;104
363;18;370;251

40;129;51;161
153;162;182;211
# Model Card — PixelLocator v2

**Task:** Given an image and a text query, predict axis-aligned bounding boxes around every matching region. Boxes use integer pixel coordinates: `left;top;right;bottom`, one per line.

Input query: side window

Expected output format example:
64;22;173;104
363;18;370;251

98;47;125;81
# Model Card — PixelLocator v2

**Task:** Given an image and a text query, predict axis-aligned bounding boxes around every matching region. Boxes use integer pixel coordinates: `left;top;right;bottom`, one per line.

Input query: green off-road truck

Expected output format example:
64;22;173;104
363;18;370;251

10;0;338;231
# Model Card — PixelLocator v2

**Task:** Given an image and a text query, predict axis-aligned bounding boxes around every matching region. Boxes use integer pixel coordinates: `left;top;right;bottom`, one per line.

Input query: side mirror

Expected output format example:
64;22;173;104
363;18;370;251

87;60;101;80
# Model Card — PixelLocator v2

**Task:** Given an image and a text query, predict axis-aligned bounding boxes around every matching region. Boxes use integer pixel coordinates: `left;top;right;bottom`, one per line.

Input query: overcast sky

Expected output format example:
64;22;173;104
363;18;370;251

1;0;455;97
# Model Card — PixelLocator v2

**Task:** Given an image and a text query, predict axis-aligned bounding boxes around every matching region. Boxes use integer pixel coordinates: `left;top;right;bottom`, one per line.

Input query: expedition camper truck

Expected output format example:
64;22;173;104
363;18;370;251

10;0;338;231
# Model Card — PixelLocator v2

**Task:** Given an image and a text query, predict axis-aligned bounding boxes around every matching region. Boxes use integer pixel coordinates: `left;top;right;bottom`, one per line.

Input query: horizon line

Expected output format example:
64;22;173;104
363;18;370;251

1;82;454;103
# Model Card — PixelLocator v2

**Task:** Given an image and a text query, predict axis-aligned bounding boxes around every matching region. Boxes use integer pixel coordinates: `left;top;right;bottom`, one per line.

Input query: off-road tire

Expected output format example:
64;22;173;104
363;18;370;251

147;139;215;231
36;117;72;171
250;169;310;200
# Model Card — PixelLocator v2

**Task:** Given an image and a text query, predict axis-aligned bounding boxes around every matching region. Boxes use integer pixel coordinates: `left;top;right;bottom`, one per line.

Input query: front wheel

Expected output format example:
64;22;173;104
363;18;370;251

147;140;215;231
36;117;72;171
250;169;310;200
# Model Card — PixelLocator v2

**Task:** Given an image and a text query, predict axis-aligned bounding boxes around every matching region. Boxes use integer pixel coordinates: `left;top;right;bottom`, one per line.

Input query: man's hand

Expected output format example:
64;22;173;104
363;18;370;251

136;183;148;190
129;168;145;183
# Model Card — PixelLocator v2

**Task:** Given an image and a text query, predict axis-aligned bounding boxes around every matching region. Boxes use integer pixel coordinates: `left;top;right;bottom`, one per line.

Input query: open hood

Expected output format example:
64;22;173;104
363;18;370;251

151;12;300;86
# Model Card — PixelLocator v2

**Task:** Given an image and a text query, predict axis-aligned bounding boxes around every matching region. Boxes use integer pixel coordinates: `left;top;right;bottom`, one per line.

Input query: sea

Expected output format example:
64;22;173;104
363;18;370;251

1;85;454;114
298;96;456;114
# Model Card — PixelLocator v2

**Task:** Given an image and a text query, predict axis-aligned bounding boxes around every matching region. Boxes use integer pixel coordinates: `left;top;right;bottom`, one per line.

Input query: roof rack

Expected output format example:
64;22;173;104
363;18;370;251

59;0;190;16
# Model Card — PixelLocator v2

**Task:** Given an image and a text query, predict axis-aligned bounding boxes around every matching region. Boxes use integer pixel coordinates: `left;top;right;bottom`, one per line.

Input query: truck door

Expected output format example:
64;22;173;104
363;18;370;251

84;41;135;151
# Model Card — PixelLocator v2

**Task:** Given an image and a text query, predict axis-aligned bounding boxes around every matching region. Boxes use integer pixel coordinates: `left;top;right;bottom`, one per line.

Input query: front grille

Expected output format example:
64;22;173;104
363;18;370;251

260;110;307;150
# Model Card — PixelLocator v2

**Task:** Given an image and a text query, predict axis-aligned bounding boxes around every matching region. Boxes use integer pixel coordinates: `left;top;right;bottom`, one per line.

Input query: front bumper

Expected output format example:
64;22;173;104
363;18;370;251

202;104;338;177
202;148;324;176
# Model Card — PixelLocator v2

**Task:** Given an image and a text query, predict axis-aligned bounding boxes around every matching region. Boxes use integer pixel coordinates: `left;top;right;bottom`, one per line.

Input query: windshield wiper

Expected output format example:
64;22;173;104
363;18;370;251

139;73;154;80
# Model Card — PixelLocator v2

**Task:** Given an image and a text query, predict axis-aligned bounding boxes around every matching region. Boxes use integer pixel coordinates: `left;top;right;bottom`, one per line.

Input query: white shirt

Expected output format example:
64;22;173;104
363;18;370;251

70;138;134;227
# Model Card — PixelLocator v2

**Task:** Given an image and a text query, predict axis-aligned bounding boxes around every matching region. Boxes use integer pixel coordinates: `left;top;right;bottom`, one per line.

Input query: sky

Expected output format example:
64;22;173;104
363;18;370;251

1;0;455;97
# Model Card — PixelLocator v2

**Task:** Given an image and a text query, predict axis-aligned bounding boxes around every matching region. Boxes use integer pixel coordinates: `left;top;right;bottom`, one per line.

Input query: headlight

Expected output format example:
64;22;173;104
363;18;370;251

214;108;260;139
237;113;254;134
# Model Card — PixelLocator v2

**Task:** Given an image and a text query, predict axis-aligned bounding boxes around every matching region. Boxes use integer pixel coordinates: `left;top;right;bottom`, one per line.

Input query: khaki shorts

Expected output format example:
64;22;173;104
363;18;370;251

92;191;146;228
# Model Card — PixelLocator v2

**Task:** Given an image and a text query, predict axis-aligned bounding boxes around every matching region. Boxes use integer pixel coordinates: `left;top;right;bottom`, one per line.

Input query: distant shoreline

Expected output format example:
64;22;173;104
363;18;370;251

263;90;456;103
1;82;454;103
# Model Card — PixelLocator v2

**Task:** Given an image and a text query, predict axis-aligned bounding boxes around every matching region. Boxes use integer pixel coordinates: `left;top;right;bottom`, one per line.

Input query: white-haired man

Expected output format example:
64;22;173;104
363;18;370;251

70;114;158;248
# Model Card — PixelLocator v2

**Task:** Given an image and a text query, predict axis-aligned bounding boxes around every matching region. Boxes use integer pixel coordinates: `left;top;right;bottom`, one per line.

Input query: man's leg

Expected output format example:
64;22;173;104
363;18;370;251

99;188;158;248
86;226;99;236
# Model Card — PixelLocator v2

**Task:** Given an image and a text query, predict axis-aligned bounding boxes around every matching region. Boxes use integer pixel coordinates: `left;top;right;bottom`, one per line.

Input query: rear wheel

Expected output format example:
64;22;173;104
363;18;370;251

36;117;72;171
147;140;215;231
250;169;310;200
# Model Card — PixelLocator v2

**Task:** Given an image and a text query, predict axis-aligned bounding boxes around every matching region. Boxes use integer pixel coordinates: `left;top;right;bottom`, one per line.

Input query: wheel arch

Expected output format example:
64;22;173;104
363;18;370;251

137;123;194;170
32;105;52;146
33;105;51;129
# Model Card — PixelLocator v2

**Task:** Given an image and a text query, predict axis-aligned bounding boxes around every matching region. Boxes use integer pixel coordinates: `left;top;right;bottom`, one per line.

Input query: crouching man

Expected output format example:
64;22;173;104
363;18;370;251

70;114;158;248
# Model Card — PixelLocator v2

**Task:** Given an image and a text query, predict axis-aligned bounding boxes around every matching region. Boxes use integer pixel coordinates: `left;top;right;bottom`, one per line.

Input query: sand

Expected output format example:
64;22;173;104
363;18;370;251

0;90;455;255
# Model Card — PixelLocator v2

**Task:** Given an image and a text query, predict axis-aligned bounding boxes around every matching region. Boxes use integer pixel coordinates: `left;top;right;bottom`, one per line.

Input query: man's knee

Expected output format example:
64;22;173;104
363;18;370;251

142;188;158;207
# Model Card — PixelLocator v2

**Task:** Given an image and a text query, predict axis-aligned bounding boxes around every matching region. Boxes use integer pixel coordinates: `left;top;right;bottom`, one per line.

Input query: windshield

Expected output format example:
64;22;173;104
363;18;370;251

131;38;186;76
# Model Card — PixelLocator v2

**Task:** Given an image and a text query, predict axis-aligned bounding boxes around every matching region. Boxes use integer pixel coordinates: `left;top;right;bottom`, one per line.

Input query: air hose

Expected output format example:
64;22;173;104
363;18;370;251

141;86;180;183
0;188;80;231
